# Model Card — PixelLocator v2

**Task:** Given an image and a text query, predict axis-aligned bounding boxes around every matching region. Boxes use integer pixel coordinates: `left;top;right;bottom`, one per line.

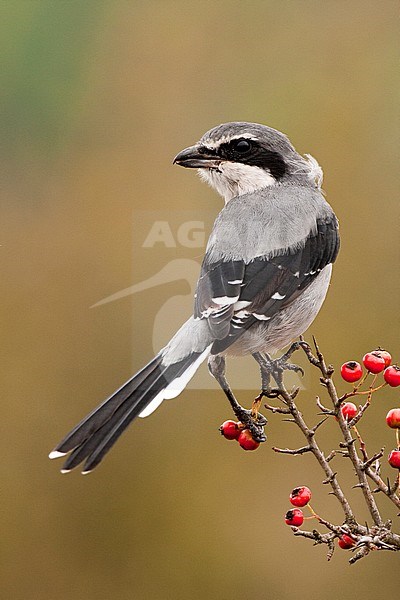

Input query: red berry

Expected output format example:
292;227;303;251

384;365;400;387
388;450;400;469
285;508;304;527
338;534;355;549
237;429;260;451
362;352;386;374
341;402;358;422
374;348;392;367
219;420;241;440
289;486;312;507
386;409;400;429
340;361;363;383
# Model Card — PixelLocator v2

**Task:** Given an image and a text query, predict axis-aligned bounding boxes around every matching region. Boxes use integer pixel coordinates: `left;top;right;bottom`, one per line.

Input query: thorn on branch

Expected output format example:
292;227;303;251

312;335;323;359
326;450;350;461
348;399;371;427
391;474;400;495
361;450;385;472
349;546;370;564
322;473;338;485
311;417;329;434
263;402;290;414
339;438;356;448
299;336;320;367
327;540;335;561
288;386;300;399
316;396;334;414
326;451;336;463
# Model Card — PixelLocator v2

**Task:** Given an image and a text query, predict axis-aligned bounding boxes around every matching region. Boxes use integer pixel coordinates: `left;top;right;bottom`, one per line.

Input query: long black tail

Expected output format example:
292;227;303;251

49;351;205;474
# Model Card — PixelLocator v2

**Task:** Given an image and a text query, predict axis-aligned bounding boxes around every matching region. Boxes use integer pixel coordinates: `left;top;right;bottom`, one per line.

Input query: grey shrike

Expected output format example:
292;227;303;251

49;121;340;473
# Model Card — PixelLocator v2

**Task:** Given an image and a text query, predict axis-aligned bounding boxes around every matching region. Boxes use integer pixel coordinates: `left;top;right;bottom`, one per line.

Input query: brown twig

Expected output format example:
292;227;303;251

272;368;355;524
272;445;312;456
300;339;383;528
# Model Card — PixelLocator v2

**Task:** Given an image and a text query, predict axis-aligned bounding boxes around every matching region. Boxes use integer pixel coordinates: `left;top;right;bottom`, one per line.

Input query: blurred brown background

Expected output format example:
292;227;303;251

1;2;399;599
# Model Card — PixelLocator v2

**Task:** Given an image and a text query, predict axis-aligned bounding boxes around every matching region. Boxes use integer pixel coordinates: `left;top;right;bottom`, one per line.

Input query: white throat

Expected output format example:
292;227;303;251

198;162;276;203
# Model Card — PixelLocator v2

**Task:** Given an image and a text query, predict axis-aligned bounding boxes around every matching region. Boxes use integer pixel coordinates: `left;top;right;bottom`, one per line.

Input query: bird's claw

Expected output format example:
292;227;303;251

261;387;281;399
233;407;267;443
273;360;304;377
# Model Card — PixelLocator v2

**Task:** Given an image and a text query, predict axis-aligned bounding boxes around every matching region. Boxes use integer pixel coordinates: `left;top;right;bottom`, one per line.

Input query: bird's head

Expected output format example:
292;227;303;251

173;122;322;202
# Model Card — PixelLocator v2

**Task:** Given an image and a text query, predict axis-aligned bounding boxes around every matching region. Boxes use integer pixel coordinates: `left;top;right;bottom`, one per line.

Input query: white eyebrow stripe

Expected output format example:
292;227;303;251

228;279;243;284
201;133;257;150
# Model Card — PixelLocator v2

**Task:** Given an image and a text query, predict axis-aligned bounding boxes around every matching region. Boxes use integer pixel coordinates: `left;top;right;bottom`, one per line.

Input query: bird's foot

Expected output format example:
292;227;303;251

233;400;267;443
272;357;304;378
260;343;304;388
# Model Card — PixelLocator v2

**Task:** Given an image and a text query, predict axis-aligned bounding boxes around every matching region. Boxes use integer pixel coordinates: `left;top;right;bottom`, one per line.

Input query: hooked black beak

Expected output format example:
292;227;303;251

173;145;221;169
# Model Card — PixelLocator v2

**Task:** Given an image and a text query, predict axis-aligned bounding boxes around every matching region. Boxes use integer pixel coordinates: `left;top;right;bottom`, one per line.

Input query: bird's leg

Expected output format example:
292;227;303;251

253;342;304;393
208;355;241;414
208;355;267;442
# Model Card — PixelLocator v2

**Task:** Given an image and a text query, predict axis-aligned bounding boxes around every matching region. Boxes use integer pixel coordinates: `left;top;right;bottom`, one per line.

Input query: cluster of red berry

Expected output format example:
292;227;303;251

284;485;311;527
340;348;400;471
219;420;260;451
340;349;399;386
284;486;356;549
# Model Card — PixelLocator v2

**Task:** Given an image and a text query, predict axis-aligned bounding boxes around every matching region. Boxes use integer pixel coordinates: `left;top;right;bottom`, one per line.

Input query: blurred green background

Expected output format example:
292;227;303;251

1;2;399;599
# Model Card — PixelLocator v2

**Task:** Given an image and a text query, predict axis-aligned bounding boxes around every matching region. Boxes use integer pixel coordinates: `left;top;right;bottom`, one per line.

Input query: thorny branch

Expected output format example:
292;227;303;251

263;337;400;563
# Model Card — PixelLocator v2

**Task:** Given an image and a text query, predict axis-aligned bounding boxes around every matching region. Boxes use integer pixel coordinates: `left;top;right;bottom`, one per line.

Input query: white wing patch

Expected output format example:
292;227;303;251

253;314;271;321
211;295;239;304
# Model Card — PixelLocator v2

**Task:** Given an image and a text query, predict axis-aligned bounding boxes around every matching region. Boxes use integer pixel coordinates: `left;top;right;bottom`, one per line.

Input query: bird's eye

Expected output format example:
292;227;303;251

232;139;252;154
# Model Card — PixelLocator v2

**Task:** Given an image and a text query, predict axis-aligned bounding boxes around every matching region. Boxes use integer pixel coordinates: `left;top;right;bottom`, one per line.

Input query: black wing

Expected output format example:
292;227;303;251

194;215;340;351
